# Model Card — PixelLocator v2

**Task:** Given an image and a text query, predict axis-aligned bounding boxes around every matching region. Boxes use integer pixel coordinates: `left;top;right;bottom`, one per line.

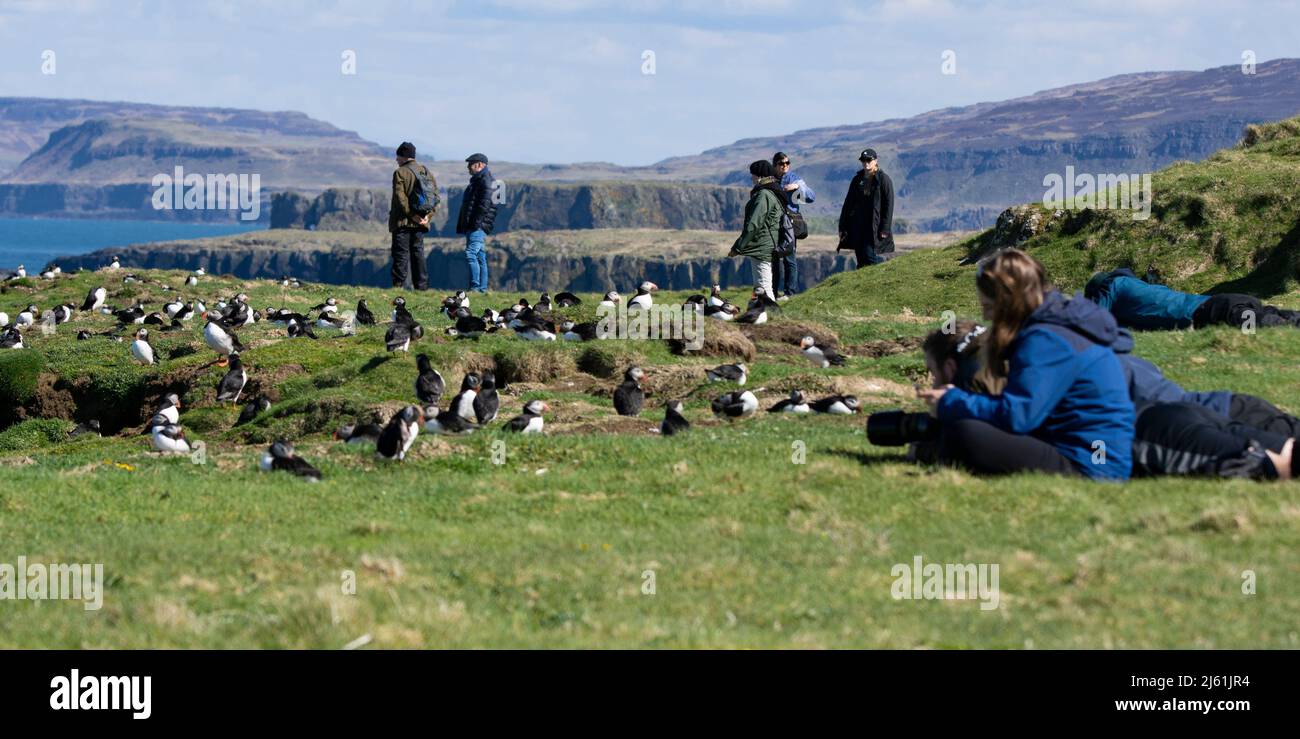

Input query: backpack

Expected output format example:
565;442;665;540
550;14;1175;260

774;209;797;257
405;163;441;215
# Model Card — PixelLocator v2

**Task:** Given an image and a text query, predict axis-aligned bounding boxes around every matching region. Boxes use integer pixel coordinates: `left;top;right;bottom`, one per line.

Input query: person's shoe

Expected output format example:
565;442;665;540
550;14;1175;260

777;295;791;303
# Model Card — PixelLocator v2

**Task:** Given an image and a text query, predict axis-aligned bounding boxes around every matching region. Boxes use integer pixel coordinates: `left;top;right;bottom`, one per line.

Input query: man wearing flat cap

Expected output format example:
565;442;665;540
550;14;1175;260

837;148;895;268
456;153;498;294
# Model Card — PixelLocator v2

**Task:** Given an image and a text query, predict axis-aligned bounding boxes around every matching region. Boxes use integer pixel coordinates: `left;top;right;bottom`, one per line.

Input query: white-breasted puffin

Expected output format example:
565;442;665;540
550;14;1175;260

711;390;758;420
10;265;26;279
69;420;101;438
185;274;199;287
287;318;319;339
376;405;422;460
335;422;382;445
1;327;23;349
707;285;725;307
203;312;244;364
613;366;646;417
800;336;847;368
106;256;121;271
451;373;481;423
150;423;191;453
560;320;599;341
706;363;747;386
769;390;811;413
52;303;75;324
82;286;107;312
737;290;777;325
216;352;248;403
16;304;38;327
236;396;271;426
260;441;322;481
423;404;479;435
309;297;339;315
39;266;60;279
554;292;581;308
473;371;501;424
627;281;658;310
810;394;861;415
507;399;548;433
163;298;185;318
598;291;621;310
705;301;740;321
129;328;156;365
145;393;182;432
415;354;446;406
661;399;690;436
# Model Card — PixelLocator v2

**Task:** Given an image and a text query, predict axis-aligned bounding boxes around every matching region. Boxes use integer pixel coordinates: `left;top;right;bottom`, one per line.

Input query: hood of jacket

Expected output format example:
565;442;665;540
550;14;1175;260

1023;290;1119;348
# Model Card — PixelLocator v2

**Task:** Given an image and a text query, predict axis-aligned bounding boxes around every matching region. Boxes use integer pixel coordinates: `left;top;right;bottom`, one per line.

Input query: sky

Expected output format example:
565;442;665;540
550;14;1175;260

3;0;1299;166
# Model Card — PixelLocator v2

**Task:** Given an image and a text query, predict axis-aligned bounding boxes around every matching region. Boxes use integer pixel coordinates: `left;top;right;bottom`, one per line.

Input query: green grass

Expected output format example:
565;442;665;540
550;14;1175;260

4;119;1300;648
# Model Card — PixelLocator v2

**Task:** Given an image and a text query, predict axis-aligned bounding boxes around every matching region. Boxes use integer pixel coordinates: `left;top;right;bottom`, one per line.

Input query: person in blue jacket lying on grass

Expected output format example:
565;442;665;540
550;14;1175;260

1085;268;1300;330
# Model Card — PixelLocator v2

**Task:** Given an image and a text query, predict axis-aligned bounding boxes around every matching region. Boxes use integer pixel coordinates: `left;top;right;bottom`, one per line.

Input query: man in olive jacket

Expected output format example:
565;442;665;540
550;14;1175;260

456;153;497;294
838;148;895;268
729;160;785;301
388;141;436;290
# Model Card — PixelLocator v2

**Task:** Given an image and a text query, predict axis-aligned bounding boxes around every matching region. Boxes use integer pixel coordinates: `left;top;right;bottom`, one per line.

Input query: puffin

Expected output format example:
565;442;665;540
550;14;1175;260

259;441;322;481
705;301;740;321
308;297;339;315
711;390;759;420
506;400;548;433
452;310;490;336
386;321;415;352
451;373;481;423
612;366;646;417
473;371;501;424
82;286;107;312
392;296;414;324
185;274;199;287
194;267;206;276
175;302;198;322
706;363;747;386
439;292;469;318
203;312;244;364
513;314;557;341
143;311;166;325
554;292;581;308
560;320;599;341
315;310;348;330
422;404;479;435
660;399;691;436
0;311;7;327
737;290;777;325
16;304;39;327
810;394;861;415
769;390;811;413
106;256;121;270
69;420;101;438
356;299;376;325
376;405;422;460
598;291;621;310
236;396;271;426
76;329;91;341
150;423;191;453
1;328;24;349
280;275;302;289
121;273;138;283
216;352;248;403
535;292;554;313
627;281;658;310
39;266;60;279
159;318;185;333
10;264;26;279
52;303;75;324
799;336;847;368
707;285;725;307
113;304;145;325
146;393;182;431
287;319;319;339
129;328;156;365
335;422;383;445
683;294;706;314
163;298;185;318
414;354;446;406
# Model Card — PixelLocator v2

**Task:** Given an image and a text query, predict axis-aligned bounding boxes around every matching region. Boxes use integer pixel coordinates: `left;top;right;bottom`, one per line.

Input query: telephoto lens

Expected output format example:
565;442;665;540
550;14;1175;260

866;410;941;446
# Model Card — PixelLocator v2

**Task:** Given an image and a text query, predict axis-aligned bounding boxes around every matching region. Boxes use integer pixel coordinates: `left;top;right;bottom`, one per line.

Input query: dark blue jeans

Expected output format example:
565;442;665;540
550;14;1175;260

772;245;799;295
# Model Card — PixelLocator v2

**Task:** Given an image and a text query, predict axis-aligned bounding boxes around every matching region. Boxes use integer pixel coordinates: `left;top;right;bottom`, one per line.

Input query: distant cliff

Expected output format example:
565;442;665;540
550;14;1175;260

270;182;751;233
50;228;871;292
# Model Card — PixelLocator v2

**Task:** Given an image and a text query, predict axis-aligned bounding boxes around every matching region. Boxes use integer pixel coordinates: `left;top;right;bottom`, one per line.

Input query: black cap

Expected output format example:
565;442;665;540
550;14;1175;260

859;148;877;162
749;160;774;178
396;142;416;159
465;153;489;165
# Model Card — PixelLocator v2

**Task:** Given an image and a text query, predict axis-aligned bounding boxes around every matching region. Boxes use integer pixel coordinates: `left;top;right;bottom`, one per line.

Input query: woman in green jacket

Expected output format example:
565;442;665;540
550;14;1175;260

729;160;786;301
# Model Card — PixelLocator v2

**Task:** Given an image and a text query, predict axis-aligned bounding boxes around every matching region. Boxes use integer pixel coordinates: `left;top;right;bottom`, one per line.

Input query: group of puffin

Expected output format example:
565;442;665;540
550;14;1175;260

6;259;861;481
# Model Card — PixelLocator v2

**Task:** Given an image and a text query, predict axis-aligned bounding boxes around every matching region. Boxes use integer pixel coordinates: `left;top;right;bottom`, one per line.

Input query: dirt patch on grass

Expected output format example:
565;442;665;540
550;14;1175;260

558;414;660;435
24;374;77;423
668;321;755;360
848;335;924;358
742;320;839;347
576;344;645;378
493;349;576;384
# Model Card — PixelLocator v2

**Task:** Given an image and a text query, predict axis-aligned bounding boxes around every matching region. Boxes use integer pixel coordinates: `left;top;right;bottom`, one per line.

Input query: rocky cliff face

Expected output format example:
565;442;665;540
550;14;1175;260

0;183;268;221
50;229;861;292
271;182;751;234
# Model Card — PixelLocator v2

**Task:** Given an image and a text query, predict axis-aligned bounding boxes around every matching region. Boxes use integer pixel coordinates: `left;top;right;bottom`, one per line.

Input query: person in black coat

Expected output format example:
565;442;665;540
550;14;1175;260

837;148;895;268
456;153;498;294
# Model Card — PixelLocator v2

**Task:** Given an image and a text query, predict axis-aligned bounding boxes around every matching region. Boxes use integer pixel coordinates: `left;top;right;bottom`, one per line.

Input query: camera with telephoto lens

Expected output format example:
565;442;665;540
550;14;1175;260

866;410;941;446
